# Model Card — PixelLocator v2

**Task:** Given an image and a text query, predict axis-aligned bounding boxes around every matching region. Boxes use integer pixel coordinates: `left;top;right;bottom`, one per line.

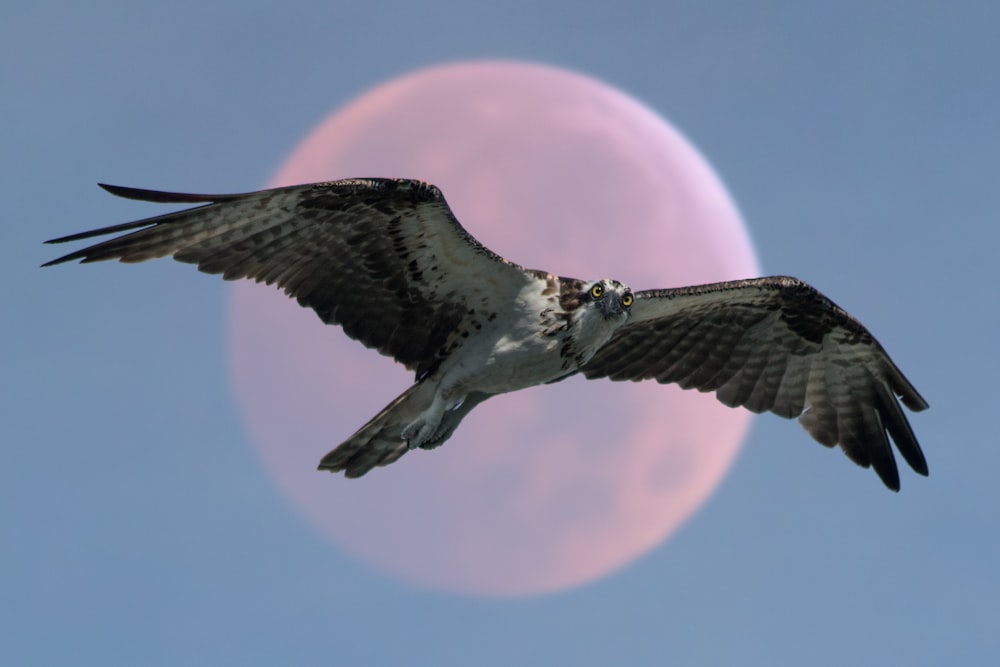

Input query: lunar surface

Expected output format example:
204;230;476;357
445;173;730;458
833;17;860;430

228;61;760;596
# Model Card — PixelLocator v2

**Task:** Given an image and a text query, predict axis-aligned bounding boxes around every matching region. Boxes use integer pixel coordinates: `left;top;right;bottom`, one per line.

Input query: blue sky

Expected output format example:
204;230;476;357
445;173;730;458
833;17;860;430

4;2;998;665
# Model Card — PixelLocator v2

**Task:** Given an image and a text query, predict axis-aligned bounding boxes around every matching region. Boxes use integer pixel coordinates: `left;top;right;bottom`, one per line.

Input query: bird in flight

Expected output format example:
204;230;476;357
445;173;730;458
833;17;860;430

44;178;928;490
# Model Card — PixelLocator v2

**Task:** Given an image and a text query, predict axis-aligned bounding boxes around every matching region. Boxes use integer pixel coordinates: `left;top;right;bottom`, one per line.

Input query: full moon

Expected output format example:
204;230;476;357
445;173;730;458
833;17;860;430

228;61;759;596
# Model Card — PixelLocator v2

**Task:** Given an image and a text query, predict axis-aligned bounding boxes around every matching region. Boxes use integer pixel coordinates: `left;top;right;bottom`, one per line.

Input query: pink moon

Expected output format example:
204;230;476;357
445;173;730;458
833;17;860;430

228;61;759;596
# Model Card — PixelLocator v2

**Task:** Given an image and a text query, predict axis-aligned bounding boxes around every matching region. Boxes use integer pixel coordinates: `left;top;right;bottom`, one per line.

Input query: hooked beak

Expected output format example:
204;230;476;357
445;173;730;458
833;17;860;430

597;296;626;320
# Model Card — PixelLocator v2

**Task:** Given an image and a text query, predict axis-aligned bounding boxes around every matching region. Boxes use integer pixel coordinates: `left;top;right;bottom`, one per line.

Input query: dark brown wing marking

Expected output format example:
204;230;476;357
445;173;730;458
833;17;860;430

44;179;535;377
581;276;928;490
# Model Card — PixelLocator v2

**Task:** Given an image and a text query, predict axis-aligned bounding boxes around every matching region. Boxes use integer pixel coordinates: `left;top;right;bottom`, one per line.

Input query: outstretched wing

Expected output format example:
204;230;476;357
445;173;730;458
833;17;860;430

44;179;535;377
581;276;928;490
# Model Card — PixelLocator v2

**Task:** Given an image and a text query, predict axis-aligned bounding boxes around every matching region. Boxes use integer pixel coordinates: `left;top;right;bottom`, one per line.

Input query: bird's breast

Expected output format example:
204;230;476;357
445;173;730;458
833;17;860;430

433;285;577;395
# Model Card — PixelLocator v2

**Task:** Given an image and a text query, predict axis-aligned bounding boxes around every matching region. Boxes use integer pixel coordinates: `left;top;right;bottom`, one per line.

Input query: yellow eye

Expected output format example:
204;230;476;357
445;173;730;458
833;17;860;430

621;292;634;307
590;284;604;299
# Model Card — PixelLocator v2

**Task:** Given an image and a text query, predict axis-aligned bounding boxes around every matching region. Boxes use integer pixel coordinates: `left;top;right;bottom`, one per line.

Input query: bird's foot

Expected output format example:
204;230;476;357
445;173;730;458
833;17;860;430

401;414;441;450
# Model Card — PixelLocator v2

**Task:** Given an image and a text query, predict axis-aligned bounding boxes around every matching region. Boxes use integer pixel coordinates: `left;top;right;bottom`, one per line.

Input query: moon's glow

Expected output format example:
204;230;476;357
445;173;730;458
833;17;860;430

228;61;759;596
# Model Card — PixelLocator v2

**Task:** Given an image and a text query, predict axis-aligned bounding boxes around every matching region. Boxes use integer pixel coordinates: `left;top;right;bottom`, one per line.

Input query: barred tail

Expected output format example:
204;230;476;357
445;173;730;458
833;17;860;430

318;382;436;478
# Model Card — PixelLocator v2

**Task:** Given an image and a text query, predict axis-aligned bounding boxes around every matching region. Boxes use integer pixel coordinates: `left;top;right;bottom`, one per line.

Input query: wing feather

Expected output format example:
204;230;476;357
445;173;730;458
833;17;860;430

582;276;928;490
44;179;535;376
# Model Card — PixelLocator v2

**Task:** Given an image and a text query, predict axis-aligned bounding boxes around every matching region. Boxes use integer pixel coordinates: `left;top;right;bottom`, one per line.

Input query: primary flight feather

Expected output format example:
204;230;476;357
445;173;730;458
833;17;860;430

44;178;929;490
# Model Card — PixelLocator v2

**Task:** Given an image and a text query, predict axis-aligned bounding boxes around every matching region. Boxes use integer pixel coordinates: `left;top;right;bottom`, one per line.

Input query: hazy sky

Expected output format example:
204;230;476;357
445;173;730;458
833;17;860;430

5;2;998;665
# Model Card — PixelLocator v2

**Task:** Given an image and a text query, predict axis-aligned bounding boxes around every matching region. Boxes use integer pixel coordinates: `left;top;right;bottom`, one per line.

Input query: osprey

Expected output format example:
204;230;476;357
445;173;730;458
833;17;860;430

44;178;928;490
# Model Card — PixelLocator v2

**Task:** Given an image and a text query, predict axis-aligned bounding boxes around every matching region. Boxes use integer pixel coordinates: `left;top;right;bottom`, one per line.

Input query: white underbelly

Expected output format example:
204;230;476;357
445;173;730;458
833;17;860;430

432;276;623;399
439;328;572;397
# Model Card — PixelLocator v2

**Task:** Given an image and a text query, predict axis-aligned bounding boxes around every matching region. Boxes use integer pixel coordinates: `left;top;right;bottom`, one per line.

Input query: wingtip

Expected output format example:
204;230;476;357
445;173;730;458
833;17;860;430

910;455;930;478
97;182;171;201
96;182;226;204
43;232;85;247
873;459;901;493
904;393;930;412
892;454;930;485
98;182;155;200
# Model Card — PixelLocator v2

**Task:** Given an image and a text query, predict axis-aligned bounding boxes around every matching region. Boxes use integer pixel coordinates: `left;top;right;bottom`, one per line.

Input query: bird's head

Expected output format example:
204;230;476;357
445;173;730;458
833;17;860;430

583;279;634;323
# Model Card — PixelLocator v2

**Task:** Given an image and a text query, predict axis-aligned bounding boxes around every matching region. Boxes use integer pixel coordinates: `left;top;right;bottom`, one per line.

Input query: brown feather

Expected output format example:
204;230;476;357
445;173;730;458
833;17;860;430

582;277;927;490
44;178;535;379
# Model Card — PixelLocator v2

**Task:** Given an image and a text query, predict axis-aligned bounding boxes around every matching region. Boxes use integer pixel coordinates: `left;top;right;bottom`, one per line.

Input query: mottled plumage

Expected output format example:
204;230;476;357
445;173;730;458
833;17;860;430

44;178;928;490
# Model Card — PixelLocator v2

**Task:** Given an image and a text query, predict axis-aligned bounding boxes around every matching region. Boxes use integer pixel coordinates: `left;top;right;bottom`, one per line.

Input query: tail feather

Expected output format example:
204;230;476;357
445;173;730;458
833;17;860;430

318;382;434;478
318;384;496;477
